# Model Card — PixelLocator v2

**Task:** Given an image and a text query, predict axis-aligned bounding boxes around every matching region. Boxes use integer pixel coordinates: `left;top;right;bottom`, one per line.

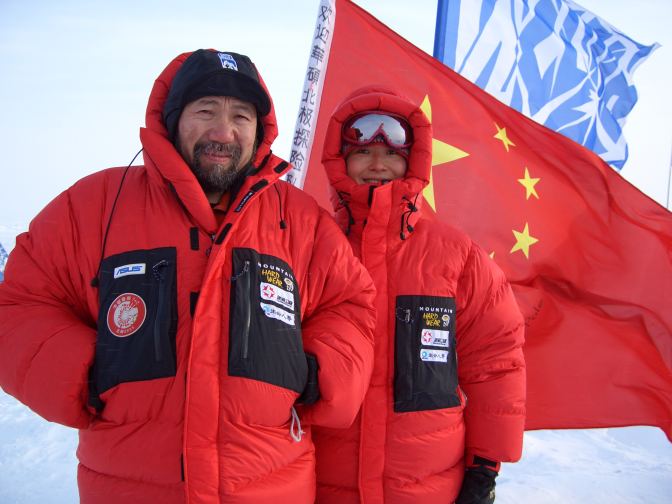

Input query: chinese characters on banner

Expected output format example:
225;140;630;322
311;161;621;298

287;1;336;187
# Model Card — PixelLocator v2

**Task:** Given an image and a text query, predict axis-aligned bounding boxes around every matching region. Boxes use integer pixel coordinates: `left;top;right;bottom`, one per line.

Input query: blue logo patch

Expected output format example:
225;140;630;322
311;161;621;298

113;263;146;279
218;53;238;71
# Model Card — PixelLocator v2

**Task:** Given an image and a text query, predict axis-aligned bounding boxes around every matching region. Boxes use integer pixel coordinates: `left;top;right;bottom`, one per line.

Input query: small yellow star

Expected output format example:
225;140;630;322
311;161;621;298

518;167;540;199
489;251;495;259
510;223;539;259
494;123;516;152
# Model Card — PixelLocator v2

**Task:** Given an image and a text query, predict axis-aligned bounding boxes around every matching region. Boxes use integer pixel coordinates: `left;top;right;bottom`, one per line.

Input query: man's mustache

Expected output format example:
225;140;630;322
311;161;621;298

194;142;241;158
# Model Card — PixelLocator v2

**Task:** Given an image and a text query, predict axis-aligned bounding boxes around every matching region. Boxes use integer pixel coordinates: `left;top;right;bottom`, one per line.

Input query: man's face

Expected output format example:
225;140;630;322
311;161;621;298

176;96;258;196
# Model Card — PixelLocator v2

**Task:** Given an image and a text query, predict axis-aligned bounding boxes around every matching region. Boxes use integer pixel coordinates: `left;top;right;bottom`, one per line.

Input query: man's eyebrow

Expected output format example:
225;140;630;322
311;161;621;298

231;103;256;114
191;98;255;113
193;98;218;106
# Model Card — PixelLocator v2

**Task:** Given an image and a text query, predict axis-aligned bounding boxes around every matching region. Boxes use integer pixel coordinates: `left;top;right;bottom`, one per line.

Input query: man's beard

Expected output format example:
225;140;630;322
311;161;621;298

187;141;251;194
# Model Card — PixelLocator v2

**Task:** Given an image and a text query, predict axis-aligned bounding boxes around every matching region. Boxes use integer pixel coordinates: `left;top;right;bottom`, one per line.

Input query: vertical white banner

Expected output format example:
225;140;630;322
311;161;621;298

285;0;336;189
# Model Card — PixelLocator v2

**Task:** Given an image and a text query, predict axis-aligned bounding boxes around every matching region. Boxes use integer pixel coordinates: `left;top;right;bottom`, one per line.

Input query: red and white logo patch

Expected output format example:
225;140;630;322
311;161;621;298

261;284;276;300
107;293;147;337
421;330;434;345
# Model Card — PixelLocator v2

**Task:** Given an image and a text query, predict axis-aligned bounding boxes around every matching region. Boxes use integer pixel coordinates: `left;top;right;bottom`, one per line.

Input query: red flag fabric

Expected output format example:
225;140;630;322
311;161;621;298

296;0;672;439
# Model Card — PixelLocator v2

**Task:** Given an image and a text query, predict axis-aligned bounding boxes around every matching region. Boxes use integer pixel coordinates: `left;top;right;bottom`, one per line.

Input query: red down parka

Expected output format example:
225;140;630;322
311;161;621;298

0;52;376;503
313;87;526;503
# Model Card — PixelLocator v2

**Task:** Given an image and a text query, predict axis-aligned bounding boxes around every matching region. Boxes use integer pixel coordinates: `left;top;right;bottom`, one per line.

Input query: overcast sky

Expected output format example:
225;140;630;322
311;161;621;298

0;0;669;234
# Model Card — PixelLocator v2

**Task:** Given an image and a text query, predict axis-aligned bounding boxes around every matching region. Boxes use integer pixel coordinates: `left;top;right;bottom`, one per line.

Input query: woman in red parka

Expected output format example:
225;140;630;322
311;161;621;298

312;87;527;504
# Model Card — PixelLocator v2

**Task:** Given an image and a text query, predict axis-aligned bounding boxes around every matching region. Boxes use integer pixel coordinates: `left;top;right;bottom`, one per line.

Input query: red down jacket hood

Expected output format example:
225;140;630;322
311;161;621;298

145;49;279;162
324;88;429;204
137;50;284;235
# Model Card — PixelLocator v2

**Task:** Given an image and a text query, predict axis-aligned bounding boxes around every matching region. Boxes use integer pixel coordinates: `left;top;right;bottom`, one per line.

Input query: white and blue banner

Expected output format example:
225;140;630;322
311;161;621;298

0;242;8;283
434;0;658;169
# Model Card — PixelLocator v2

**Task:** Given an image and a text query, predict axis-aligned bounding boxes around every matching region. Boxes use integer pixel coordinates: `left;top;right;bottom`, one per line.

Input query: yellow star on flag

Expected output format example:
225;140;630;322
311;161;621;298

419;95;469;210
510;223;539;259
494;123;515;152
518;167;540;199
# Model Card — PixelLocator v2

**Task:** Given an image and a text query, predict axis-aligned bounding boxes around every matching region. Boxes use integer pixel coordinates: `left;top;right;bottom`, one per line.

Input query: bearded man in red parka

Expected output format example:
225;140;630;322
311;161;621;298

0;49;376;504
313;87;527;504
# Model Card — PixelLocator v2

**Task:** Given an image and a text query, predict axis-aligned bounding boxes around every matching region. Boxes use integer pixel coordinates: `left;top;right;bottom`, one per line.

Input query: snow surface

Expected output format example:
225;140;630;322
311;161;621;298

1;389;670;503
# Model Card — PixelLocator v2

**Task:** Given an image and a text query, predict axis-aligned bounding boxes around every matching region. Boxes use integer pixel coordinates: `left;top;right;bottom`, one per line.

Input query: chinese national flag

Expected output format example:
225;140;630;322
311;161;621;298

300;0;672;439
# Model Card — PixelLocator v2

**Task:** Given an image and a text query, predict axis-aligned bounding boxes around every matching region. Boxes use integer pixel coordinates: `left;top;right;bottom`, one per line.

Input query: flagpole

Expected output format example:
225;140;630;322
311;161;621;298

667;145;672;210
433;0;449;60
285;0;336;190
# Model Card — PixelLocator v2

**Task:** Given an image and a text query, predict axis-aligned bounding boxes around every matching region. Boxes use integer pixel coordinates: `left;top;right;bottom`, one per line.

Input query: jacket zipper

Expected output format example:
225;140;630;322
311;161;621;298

402;308;413;401
242;260;251;359
232;260;252;359
152;259;169;362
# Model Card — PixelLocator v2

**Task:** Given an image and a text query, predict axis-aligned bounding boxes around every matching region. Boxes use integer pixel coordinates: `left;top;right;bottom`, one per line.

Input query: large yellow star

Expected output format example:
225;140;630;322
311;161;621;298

494;123;516;152
518;167;540;199
510;223;539;259
419;95;469;210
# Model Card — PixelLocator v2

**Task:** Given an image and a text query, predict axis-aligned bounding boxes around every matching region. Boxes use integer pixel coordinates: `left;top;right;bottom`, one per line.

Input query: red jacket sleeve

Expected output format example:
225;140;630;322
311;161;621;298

456;243;526;465
0;189;97;428
298;208;376;428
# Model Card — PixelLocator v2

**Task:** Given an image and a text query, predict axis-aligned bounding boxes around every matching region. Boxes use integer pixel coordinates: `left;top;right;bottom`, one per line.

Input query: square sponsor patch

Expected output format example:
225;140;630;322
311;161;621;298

260;302;295;326
420;328;450;348
419;348;448;363
260;282;295;311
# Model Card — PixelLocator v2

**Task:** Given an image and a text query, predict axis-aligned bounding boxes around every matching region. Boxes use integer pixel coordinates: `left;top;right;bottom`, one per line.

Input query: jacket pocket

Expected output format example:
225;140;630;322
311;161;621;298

89;248;178;409
394;295;460;412
228;248;307;394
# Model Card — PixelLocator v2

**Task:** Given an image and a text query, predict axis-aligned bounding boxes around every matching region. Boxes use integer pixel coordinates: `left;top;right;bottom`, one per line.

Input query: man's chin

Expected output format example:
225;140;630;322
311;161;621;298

202;162;234;173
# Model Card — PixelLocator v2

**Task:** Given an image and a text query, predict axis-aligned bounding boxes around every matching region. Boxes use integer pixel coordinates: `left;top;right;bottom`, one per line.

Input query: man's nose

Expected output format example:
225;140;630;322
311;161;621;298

207;117;236;143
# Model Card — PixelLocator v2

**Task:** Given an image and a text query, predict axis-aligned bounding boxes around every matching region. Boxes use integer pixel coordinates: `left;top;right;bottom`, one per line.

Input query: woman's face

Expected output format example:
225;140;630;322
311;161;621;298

345;144;408;186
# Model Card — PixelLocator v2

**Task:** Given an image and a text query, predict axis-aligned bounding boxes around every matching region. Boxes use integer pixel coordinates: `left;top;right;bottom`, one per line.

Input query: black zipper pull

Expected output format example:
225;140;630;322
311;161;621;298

395;307;413;323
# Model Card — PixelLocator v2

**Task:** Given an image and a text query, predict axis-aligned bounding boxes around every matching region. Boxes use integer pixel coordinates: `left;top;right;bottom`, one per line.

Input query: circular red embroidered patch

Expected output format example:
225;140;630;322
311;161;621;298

107;293;147;337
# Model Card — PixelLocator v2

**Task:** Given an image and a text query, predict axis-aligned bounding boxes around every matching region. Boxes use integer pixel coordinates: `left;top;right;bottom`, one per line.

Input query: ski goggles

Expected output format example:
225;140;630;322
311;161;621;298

342;112;413;149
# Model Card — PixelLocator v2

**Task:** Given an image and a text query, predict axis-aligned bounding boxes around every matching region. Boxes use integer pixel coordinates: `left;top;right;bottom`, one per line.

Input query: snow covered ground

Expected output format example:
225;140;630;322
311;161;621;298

1;390;670;503
499;424;672;503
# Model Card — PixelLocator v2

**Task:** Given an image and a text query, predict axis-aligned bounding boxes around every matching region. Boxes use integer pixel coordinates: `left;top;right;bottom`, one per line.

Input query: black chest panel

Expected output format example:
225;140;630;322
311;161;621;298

90;247;178;409
394;294;460;412
228;247;307;394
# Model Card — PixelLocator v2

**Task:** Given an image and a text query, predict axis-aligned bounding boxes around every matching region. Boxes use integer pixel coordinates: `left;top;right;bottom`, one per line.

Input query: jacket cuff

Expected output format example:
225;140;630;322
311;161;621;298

466;454;501;473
